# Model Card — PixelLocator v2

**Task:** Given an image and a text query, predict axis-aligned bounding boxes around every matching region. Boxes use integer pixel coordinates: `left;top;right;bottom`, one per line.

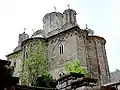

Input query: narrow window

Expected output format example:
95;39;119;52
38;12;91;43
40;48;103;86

60;44;64;54
60;45;62;54
61;44;64;54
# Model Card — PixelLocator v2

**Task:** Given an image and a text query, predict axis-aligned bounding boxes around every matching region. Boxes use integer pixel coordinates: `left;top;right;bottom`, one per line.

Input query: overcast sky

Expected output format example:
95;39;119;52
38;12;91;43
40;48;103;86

0;0;120;72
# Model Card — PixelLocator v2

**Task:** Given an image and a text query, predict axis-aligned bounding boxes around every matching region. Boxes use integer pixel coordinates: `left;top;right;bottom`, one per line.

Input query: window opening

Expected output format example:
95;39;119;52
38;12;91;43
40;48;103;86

60;44;64;54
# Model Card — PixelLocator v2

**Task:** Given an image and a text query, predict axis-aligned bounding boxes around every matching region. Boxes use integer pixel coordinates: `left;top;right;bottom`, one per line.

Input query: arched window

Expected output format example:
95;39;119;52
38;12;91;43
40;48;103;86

59;44;64;54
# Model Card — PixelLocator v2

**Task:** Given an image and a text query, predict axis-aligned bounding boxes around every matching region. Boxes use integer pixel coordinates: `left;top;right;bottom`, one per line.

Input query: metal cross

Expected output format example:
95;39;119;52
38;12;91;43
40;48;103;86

24;28;26;32
85;24;88;29
54;6;56;12
32;29;34;33
67;4;70;9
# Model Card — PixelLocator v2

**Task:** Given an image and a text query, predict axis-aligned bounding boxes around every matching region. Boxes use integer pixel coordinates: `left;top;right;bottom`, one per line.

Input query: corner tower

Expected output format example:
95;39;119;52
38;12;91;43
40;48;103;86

14;31;29;52
63;9;77;25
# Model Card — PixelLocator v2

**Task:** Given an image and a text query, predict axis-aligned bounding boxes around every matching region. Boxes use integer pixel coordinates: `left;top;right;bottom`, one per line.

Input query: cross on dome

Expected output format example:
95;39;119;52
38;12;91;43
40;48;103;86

54;6;56;12
67;4;70;9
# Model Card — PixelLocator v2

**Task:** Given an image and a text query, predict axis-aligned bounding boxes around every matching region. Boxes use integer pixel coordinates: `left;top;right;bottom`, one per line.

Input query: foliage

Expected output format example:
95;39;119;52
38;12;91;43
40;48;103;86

64;60;88;77
35;72;57;88
4;65;14;76
8;66;14;76
20;41;47;86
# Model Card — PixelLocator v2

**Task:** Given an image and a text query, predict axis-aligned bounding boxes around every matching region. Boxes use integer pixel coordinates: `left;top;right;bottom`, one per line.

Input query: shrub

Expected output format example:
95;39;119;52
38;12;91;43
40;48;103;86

35;72;57;88
64;60;88;77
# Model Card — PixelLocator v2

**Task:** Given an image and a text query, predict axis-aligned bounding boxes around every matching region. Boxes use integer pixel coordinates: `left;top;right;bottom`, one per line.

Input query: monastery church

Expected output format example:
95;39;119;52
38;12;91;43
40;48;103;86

6;8;110;85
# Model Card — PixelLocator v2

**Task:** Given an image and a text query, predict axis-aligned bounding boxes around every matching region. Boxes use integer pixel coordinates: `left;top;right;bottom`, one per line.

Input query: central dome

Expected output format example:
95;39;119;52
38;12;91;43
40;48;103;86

43;12;63;33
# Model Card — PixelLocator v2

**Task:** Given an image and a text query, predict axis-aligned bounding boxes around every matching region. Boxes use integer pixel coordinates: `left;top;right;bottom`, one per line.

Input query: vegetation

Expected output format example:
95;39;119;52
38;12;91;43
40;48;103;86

20;41;48;86
35;72;57;88
64;60;88;77
19;40;88;86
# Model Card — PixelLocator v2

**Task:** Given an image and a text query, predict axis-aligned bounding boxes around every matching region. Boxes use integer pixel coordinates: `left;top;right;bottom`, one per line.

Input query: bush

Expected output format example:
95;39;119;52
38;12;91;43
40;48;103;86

35;72;57;88
64;60;88;77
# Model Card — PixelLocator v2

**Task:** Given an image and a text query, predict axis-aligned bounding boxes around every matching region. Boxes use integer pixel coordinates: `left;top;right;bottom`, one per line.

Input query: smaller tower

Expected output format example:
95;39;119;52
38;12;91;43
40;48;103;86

18;32;29;46
14;30;29;52
63;8;77;25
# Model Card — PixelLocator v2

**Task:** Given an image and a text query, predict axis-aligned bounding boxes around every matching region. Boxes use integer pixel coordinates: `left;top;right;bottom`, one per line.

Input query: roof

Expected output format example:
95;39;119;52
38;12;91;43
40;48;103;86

31;30;46;38
6;49;21;57
21;37;47;46
47;25;84;39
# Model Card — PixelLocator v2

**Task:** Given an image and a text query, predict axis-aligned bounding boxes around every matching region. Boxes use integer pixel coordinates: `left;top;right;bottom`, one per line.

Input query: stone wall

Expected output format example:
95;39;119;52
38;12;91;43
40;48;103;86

76;86;100;90
47;26;110;84
86;37;100;84
6;50;23;77
86;36;110;85
48;27;80;79
76;29;88;68
7;37;47;80
15;85;58;90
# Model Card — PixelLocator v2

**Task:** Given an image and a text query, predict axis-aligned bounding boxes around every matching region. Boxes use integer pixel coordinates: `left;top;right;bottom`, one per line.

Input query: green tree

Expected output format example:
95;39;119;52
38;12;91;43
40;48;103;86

20;41;47;86
64;60;88;77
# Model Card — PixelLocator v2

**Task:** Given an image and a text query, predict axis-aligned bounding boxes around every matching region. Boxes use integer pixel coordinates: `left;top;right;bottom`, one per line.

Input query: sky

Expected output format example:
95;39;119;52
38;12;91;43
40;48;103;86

0;0;120;72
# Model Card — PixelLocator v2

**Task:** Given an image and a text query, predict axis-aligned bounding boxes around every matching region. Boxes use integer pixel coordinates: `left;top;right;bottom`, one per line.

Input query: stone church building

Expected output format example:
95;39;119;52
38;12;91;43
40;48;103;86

6;8;110;85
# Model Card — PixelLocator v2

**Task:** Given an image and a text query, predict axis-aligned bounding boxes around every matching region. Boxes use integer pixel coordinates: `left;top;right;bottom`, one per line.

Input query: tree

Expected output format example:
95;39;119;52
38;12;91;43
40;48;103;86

64;60;88;77
20;41;47;86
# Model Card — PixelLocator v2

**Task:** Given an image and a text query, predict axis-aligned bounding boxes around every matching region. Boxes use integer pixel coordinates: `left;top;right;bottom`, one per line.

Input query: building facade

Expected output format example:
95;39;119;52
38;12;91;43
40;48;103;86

6;8;110;85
